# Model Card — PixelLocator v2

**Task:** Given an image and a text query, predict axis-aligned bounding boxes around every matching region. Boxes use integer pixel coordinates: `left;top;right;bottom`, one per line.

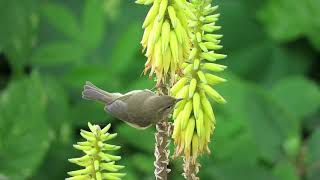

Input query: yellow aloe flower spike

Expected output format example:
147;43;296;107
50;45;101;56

138;0;191;85
171;0;227;163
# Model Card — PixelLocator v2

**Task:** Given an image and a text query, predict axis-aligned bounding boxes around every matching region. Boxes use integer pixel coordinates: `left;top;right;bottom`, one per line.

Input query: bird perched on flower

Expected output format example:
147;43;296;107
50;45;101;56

82;81;182;129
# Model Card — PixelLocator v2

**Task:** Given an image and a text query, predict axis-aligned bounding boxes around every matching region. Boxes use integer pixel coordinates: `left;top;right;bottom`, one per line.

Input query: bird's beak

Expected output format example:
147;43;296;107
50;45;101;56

175;98;184;103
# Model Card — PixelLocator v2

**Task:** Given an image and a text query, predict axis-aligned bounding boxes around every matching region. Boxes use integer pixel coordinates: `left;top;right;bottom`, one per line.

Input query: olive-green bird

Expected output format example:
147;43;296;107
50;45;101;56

82;81;182;129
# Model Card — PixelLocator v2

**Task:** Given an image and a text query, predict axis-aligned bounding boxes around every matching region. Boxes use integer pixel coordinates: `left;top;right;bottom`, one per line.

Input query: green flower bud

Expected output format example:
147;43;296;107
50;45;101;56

67;123;125;180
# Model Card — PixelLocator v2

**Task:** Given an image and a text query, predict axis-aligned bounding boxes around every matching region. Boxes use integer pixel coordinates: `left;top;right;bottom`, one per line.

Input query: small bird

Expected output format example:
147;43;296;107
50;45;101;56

82;81;182;129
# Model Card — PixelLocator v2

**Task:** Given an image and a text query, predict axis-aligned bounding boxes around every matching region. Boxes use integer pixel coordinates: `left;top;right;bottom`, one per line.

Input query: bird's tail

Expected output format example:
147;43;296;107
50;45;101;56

82;81;114;104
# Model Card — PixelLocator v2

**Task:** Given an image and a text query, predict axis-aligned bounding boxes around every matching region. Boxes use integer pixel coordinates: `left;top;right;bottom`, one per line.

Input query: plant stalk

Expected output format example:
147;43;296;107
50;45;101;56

154;83;172;180
183;157;200;180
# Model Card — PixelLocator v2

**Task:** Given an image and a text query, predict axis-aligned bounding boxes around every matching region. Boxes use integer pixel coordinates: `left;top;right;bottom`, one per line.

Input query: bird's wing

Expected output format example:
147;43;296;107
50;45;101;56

105;100;129;121
105;99;152;129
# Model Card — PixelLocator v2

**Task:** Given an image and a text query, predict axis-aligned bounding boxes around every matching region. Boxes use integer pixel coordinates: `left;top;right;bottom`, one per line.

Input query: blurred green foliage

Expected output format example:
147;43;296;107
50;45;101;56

0;0;319;180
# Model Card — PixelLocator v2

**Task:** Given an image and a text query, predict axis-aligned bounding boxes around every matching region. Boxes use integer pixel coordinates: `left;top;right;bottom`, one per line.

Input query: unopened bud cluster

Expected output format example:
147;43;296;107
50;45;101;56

136;0;191;85
171;0;227;163
67;123;125;180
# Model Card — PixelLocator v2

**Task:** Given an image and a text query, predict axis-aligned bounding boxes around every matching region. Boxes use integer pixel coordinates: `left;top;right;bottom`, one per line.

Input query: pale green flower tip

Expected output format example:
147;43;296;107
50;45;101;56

117;165;126;170
101;123;112;134
117;173;127;177
221;100;227;104
112;155;122;161
107;133;118;140
68;158;77;163
221;65;228;69
87;122;95;132
111;145;121;151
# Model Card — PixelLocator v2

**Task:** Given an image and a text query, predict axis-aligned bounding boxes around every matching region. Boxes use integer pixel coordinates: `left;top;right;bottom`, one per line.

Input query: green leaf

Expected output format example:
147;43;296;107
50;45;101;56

273;160;299;180
71;101;109;126
109;22;142;74
130;154;154;173
217;1;311;83
245;84;299;162
41;3;80;40
258;0;320;50
203;161;277;180
305;128;320;180
42;76;72;144
63;63;121;91
258;0;309;41
116;124;155;153
213;73;260;163
31;41;86;67
0;0;38;75
103;0;122;21
272;77;320;119
0;72;50;180
81;0;106;49
217;0;266;52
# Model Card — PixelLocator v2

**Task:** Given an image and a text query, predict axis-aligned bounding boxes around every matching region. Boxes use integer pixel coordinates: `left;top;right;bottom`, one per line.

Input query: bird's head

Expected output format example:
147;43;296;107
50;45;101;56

155;95;183;116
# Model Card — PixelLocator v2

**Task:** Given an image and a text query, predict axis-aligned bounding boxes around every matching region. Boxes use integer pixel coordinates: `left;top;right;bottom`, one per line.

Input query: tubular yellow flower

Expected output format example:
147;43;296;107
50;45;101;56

136;0;191;85
67;123;126;180
171;0;227;163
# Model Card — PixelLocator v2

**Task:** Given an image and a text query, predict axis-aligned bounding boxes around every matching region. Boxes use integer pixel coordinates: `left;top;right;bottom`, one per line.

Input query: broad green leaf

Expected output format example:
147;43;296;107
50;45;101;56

109;22;142;75
0;0;38;75
258;0;320;50
71;101;110;126
31;41;86;66
42;76;72;144
0;174;8;180
81;0;106;49
131;154;154;173
121;159;141;180
213;73;260;163
217;0;266;52
216;1;311;83
273;160;299;180
272;77;320;119
305;128;320;180
116;124;155;153
0;72;50;180
203;161;277;180
126;78;155;92
245;86;299;162
258;0;309;41
41;3;80;40
31;138;75;180
103;0;122;21
63;63;121;91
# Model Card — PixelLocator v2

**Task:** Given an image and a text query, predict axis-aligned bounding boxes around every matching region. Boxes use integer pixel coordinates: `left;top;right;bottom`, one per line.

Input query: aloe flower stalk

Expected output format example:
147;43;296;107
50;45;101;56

171;0;227;178
136;0;191;86
135;0;192;179
67;123;125;180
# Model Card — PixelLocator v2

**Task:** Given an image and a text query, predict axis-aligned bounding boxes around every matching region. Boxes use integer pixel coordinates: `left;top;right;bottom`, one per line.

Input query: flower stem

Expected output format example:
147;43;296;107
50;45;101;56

183;157;200;180
154;83;172;180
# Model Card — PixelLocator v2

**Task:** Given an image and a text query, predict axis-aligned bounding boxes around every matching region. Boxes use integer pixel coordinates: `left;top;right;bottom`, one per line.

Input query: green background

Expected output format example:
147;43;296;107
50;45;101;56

0;0;319;179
